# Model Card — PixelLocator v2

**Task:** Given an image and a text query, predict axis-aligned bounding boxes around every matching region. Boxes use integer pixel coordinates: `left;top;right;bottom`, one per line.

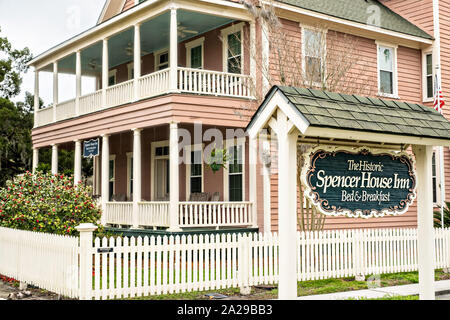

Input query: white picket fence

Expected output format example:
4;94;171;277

0;227;79;298
1;226;450;300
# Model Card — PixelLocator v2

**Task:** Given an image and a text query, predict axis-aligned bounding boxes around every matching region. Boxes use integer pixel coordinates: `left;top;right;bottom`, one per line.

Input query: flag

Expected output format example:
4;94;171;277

434;73;445;114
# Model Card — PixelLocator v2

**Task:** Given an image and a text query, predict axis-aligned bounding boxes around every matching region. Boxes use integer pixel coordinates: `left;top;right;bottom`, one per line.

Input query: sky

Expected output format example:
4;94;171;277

0;0;106;104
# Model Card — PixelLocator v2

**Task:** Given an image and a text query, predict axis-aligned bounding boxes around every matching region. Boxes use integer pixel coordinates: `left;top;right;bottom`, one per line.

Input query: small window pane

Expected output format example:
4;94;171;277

191;46;202;69
379;47;393;72
426;54;433;75
109;160;114;180
229;174;243;202
427;75;433;98
304;29;322;58
191;177;202;194
380;70;393;94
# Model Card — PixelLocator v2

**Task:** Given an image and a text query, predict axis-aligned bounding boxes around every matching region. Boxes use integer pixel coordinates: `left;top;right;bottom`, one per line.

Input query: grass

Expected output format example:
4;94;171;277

126;270;450;300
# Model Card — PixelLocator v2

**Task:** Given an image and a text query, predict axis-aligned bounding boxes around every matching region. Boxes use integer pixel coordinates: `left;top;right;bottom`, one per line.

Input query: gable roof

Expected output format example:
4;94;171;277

260;0;433;40
247;86;450;142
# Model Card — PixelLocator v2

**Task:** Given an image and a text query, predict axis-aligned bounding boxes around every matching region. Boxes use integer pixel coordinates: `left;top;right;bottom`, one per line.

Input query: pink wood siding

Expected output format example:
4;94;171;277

380;0;434;36
122;0;135;13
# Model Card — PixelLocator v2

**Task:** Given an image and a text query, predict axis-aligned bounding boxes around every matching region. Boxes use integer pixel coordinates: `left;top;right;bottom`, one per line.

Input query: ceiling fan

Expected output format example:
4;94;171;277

178;23;198;38
125;42;150;57
88;59;99;70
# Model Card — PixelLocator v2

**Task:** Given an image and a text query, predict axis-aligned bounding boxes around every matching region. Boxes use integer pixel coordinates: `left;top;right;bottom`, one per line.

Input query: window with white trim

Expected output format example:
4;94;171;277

185;145;204;198
186;37;205;69
151;141;170;201
377;44;398;96
223;139;245;202
155;50;169;71
127;152;133;200
424;53;433;100
302;27;325;84
109;155;116;201
108;70;117;86
221;23;244;74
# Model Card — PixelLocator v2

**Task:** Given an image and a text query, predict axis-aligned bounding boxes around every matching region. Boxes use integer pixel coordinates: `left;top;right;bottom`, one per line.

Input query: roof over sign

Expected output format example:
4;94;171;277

247;86;450;143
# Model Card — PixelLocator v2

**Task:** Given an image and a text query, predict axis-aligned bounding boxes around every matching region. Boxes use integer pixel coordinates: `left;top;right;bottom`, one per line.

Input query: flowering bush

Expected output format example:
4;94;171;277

0;171;102;236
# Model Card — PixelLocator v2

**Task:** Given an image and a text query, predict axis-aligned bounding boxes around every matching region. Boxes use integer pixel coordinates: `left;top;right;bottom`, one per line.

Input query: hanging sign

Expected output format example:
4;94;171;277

83;138;100;158
302;147;417;219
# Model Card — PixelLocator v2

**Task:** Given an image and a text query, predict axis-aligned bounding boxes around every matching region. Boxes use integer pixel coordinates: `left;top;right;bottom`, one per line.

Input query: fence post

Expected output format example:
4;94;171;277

76;223;97;300
238;234;251;295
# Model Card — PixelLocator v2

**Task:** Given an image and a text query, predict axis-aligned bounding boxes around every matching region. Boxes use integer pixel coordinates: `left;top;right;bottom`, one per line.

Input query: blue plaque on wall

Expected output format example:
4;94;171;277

83;139;100;158
302;147;417;219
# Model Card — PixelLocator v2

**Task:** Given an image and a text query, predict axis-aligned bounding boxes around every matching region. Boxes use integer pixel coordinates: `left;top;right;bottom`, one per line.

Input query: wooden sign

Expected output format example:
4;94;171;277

302;147;417;218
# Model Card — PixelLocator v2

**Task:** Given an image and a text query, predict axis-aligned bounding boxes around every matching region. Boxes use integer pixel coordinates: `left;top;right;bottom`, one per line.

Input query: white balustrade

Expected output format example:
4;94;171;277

104;202;133;226
178;202;253;228
177;67;252;98
139;69;170;99
35;69;253;128
35;107;54;127
138;202;170;228
106;79;134;108
79;90;102;115
55;99;76;122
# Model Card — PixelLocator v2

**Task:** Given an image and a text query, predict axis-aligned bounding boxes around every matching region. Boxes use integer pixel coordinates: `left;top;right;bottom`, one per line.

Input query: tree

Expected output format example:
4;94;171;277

0;27;33;186
240;1;378;231
0;27;32;99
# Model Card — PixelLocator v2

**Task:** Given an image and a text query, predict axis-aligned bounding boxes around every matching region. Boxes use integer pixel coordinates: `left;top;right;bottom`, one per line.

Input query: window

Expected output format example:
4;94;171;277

127;152;133;200
151;141;170;201
108;70;117;87
109;156;116;201
302;27;325;84
424;53;434;100
228;145;243;201
127;62;134;80
155;50;169;71
221;23;244;74
186;37;205;69
185;145;204;198
377;43;398;97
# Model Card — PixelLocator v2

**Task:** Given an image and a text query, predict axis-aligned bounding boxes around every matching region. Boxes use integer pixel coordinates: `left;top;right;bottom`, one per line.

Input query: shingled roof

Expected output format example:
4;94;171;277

248;86;450;141
256;0;433;40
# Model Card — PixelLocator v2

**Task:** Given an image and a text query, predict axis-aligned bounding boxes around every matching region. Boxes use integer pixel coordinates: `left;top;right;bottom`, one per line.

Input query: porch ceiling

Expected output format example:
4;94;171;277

40;10;234;74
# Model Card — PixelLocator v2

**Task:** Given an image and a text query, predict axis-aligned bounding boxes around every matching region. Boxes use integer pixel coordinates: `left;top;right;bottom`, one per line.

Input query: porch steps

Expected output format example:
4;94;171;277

105;227;259;238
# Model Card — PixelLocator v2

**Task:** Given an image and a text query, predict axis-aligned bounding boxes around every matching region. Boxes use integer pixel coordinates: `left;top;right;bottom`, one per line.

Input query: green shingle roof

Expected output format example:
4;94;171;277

274;0;432;40
255;86;450;141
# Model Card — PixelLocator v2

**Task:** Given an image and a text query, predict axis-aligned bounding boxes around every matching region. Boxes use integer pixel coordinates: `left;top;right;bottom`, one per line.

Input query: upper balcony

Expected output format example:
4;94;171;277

30;1;256;129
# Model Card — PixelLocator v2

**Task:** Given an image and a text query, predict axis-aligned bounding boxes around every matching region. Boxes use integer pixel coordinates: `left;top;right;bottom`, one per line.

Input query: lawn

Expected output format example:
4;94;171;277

128;270;450;300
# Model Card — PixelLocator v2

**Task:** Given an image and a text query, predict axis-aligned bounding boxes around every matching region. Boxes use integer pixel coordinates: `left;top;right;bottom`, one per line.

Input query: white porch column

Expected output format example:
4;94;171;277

32;148;39;174
74;140;82;186
134;24;142;102
413;144;436;300
169;6;178;92
102;39;109;108
132;128;142;229
262;138;272;233
275;110;298;300
101;134;110;225
75;50;82;116
168;122;181;232
249;136;258;228
34;70;39;128
51;144;58;175
53;62;58;122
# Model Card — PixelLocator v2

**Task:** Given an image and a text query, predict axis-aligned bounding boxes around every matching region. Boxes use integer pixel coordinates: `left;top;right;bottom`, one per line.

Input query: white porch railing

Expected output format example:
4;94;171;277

79;90;102;115
55;99;76;122
177;67;252;98
103;201;253;229
104;202;133;226
178;202;253;228
35;68;253;127
139;69;170;99
138;202;170;228
106;79;134;108
35;107;53;127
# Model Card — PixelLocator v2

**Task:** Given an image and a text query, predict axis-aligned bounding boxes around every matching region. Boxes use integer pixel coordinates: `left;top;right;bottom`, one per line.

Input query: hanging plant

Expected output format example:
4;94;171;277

205;146;229;173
